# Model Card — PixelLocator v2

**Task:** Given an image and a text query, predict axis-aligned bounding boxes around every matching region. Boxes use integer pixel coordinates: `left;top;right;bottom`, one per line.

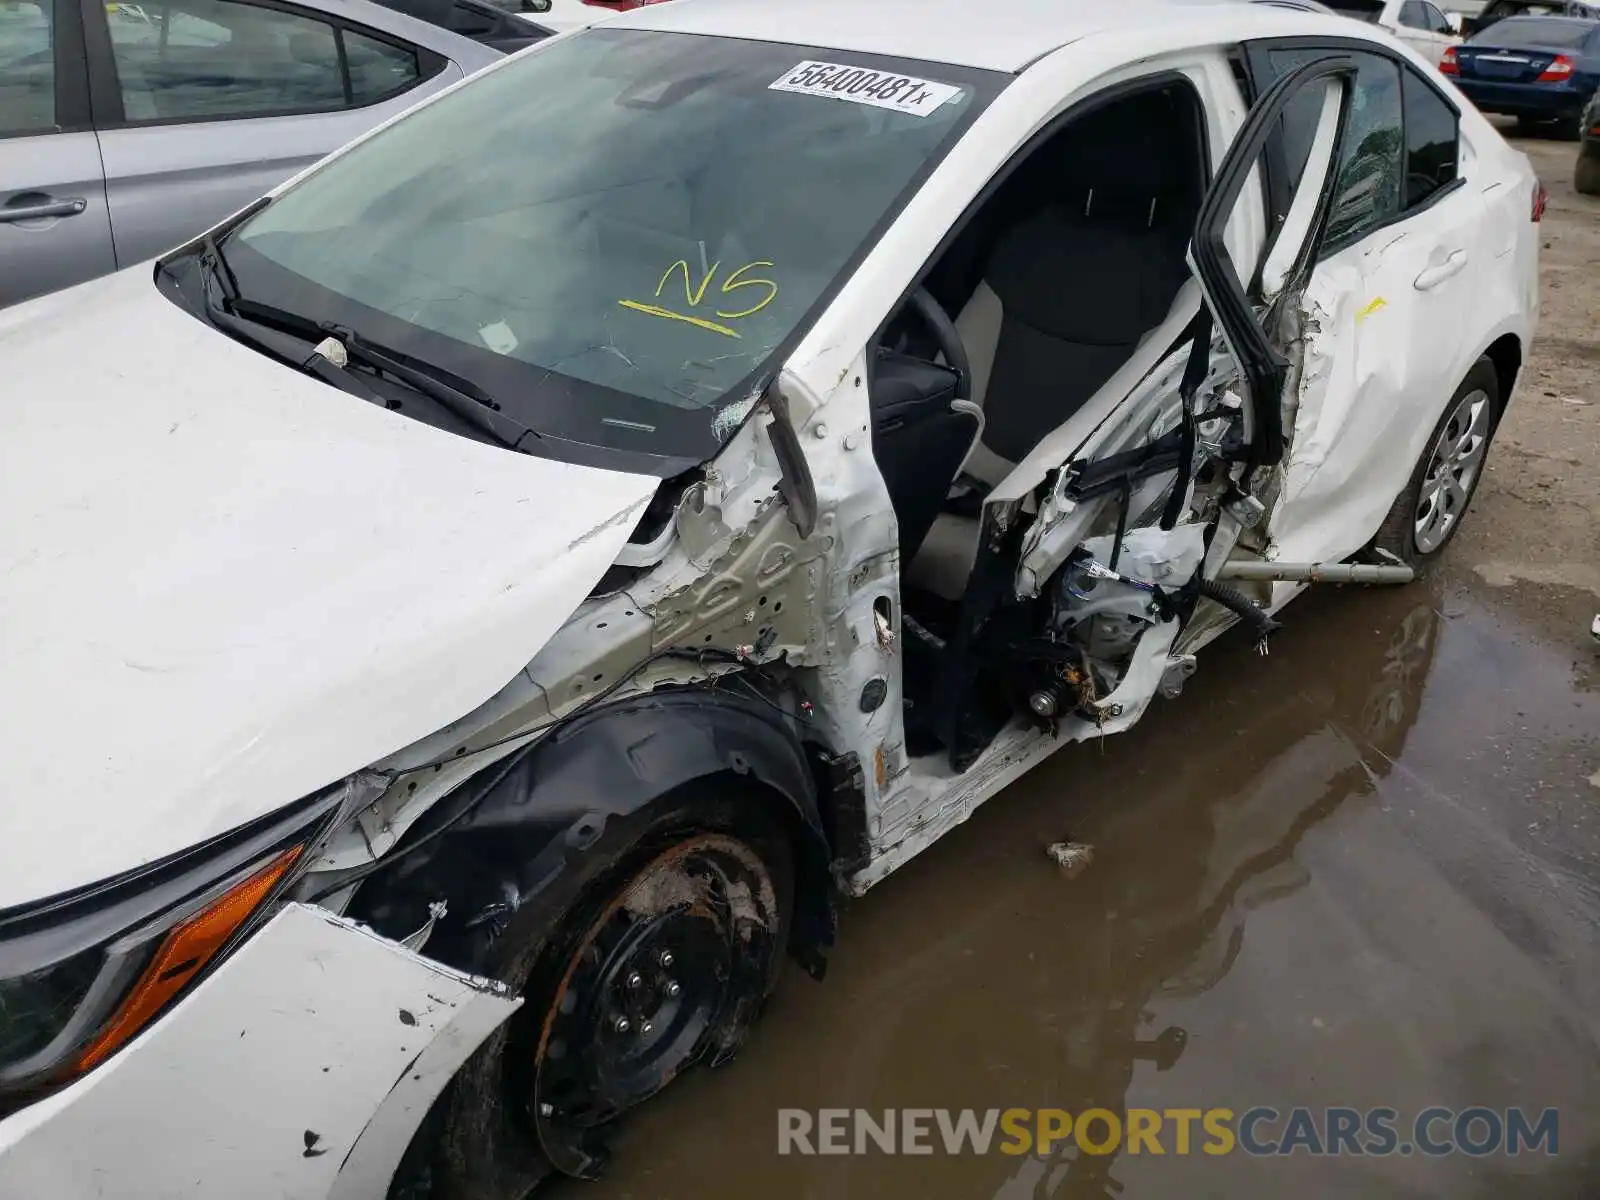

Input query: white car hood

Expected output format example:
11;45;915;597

0;270;658;909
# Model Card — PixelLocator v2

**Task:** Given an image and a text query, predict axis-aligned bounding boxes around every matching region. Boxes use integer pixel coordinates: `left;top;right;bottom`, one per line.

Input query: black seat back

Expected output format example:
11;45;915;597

977;207;1188;462
955;86;1201;464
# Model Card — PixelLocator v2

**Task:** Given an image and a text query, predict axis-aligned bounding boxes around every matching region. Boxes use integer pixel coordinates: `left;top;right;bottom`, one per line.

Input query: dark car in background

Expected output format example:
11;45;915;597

1575;88;1600;189
1442;15;1600;131
1464;0;1600;35
377;0;559;51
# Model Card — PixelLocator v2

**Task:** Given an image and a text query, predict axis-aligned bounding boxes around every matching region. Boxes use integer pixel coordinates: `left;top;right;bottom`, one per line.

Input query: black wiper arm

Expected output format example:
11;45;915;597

194;262;389;408
192;251;535;454
202;232;242;306
220;295;530;451
306;320;537;452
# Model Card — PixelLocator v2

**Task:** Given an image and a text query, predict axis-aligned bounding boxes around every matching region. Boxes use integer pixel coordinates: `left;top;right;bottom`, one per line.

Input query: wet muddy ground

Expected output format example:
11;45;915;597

571;134;1600;1200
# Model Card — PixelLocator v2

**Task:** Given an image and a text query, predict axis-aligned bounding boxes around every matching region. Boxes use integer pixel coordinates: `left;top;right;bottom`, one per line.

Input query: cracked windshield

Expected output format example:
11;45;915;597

233;28;985;448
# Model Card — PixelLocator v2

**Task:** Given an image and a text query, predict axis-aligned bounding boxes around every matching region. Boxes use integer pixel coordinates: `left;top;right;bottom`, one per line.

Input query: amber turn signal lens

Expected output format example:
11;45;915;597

73;846;302;1073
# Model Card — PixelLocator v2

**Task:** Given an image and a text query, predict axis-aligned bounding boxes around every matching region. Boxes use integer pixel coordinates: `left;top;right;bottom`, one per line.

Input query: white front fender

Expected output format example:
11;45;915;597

0;903;520;1199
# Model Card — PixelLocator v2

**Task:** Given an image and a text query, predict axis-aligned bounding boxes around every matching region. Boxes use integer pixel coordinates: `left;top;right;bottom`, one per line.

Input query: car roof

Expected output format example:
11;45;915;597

610;0;1327;73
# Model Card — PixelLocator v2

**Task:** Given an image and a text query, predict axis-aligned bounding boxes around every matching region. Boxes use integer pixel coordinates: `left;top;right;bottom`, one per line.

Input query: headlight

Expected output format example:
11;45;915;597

0;775;381;1110
0;947;105;1069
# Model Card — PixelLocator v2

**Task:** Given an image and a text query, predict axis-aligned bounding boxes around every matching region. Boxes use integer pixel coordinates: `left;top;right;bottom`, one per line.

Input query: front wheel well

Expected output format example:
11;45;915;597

348;687;837;980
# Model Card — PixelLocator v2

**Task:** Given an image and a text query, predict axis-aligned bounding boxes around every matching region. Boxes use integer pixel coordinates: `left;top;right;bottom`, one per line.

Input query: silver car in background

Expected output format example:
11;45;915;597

0;0;502;307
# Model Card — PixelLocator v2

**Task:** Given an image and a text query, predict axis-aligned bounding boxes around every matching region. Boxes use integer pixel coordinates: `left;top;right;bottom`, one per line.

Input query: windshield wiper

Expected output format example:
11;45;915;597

193;250;533;452
296;317;538;452
195;247;395;410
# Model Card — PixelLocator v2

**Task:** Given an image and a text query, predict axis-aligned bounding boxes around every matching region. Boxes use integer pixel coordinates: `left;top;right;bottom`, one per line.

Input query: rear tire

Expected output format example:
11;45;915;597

1370;357;1501;568
1576;147;1600;195
424;788;794;1200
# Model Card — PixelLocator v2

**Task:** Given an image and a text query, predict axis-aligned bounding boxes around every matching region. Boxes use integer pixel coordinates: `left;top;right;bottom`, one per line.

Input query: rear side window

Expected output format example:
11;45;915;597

1270;48;1404;248
1421;2;1454;32
1401;66;1458;208
1254;45;1462;251
106;0;426;123
0;0;55;136
1402;0;1453;31
345;28;421;105
1471;16;1596;47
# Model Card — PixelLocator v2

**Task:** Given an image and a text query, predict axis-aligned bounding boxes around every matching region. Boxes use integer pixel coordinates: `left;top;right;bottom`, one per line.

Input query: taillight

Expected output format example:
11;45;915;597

1537;54;1575;81
1532;180;1549;222
1440;46;1460;75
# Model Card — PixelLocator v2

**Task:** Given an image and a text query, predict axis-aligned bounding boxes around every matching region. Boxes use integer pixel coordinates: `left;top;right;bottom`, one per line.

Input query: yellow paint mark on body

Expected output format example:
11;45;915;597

617;300;740;339
1356;296;1387;322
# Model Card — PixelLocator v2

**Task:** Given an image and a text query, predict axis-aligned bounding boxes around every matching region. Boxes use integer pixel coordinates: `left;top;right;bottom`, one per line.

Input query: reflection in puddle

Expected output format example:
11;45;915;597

570;576;1600;1200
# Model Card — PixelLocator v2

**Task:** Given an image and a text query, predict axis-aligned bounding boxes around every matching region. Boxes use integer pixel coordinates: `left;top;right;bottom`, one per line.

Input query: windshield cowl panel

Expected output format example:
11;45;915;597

223;28;1004;471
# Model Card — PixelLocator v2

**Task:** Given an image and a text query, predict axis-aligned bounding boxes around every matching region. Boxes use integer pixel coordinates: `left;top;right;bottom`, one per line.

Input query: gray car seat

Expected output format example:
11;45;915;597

906;96;1200;600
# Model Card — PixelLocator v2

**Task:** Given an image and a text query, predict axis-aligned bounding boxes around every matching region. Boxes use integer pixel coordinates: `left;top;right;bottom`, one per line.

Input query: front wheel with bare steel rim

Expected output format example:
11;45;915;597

1371;357;1502;566
426;793;793;1200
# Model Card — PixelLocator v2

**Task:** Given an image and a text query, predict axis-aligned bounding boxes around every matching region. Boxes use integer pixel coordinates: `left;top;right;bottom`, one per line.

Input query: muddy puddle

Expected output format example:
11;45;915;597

563;572;1599;1199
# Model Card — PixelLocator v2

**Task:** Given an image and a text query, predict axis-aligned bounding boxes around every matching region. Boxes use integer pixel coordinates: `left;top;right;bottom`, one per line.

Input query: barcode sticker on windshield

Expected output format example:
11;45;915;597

769;61;962;117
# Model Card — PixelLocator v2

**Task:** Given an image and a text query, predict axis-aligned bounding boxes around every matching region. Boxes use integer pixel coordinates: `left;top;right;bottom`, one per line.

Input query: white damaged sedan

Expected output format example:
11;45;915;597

0;0;1539;1195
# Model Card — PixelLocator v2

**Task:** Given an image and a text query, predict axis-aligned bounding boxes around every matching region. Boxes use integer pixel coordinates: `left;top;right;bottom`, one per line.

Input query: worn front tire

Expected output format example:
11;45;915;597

1370;357;1501;567
424;786;794;1200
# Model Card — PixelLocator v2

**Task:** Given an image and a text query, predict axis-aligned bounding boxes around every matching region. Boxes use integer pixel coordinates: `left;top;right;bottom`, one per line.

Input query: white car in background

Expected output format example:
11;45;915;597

514;0;618;31
1320;0;1464;54
500;0;665;32
0;0;1538;1197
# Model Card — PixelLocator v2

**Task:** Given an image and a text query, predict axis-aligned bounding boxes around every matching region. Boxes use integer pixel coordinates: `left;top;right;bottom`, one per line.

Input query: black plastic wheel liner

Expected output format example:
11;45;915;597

347;687;836;981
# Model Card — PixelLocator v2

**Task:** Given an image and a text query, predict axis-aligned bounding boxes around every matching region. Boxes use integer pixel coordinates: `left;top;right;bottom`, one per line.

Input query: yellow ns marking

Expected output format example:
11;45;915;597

715;261;778;319
1356;296;1387;322
617;300;740;339
656;260;720;307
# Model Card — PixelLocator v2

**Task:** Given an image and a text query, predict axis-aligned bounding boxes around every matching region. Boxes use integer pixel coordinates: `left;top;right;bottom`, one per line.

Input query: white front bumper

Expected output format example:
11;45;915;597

0;903;520;1199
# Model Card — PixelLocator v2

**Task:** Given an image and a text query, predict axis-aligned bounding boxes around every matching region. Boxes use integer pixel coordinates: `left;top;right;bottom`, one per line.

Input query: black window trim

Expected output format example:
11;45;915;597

1240;33;1466;259
80;0;447;130
0;0;92;138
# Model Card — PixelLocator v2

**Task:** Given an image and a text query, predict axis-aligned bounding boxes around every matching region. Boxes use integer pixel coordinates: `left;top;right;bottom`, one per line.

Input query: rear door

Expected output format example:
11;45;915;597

1241;39;1494;566
86;0;472;271
0;0;116;306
